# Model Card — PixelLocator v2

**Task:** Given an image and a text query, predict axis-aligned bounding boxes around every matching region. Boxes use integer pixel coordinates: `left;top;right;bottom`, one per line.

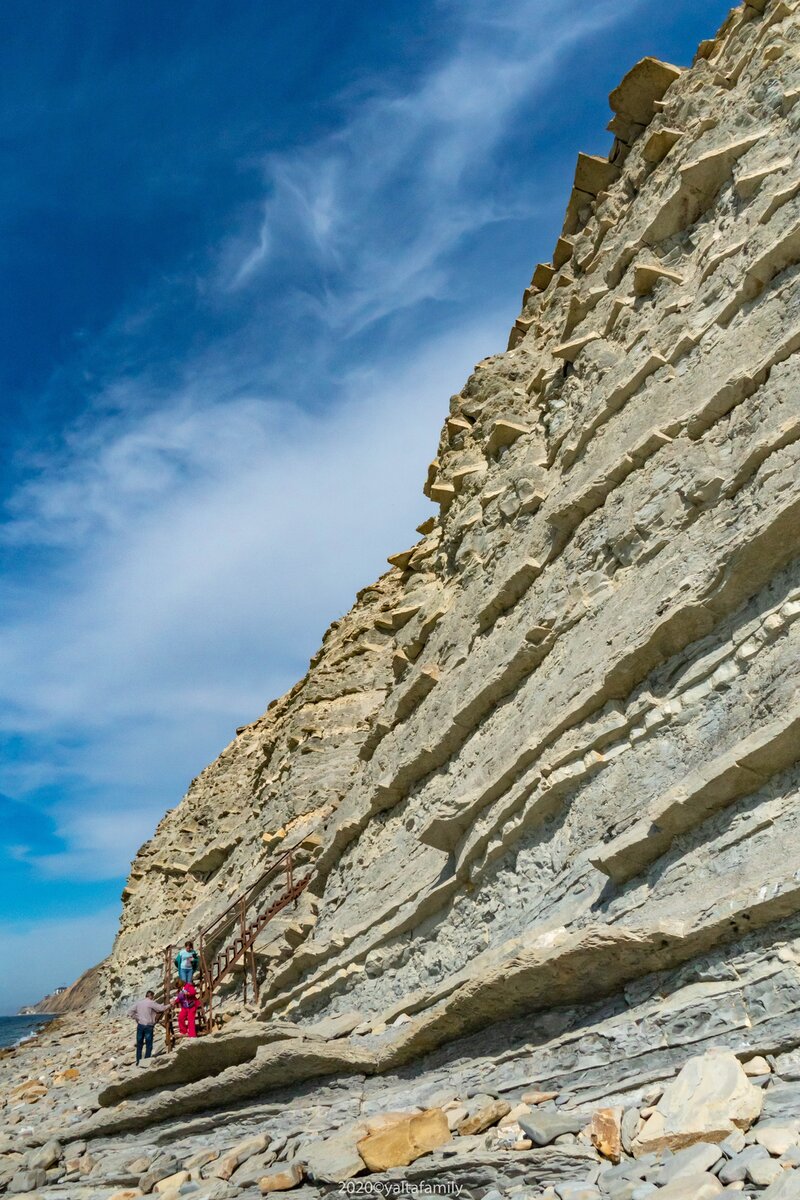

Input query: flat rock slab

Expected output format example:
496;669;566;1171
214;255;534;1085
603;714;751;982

365;1144;600;1192
519;1110;589;1146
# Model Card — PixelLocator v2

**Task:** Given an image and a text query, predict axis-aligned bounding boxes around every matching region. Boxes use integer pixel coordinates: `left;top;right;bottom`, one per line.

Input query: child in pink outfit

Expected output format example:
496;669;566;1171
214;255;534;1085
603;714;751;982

174;981;198;1037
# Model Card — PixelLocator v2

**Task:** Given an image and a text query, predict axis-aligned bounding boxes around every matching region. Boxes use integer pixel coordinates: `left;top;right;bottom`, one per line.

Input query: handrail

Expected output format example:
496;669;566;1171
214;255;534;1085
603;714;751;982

154;835;319;1044
199;838;309;945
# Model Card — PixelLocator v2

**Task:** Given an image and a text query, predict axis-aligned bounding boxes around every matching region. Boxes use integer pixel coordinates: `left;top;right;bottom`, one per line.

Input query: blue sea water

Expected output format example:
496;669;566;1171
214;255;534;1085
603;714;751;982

0;1014;57;1049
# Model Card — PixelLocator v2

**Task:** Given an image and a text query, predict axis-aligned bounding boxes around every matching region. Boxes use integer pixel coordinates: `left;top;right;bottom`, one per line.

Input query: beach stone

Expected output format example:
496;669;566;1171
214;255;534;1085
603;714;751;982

457;1099;511;1136
655;1142;723;1184
229;1149;277;1187
555;1185;601;1200
747;1157;784;1186
761;1170;800;1199
756;1123;800;1156
155;1171;190;1193
630;1187;657;1200
139;1157;180;1193
743;1057;772;1077
632;1053;763;1155
26;1140;61;1171
519;1110;588;1147
719;1132;747;1158
719;1144;769;1183
621;1109;640;1155
107;1192;144;1199
656;1171;722;1200
782;1149;800;1169
127;1157;153;1174
302;1134;364;1184
8;1170;47;1193
591;1109;622;1163
207;1134;270;1181
258;1163;305;1193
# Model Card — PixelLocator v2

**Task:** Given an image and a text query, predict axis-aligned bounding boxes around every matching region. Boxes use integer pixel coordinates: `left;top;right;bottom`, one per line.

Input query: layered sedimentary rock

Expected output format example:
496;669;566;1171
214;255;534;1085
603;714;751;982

83;0;800;1131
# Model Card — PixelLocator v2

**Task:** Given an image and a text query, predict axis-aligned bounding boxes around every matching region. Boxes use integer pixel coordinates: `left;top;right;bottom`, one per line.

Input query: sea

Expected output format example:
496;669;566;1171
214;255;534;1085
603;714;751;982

0;1014;57;1049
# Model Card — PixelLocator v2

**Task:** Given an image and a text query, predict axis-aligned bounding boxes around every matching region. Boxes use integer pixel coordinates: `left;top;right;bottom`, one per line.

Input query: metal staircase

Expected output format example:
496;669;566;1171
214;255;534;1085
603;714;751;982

157;837;318;1047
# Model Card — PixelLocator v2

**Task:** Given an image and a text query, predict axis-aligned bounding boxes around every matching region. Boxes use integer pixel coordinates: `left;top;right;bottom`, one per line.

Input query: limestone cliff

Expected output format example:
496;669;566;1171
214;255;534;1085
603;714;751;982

103;0;800;1113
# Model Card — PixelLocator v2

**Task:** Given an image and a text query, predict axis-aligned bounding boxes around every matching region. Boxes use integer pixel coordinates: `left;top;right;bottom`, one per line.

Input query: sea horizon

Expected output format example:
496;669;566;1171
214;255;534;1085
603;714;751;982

0;1013;57;1050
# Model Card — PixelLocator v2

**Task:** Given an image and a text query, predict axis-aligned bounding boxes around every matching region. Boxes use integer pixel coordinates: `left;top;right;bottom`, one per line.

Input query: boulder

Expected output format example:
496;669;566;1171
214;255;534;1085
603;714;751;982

8;1169;48;1193
303;1134;365;1183
259;1163;305;1193
718;1145;769;1184
756;1122;800;1156
591;1109;622;1163
154;1171;190;1193
632;1053;763;1155
52;1068;80;1085
747;1158;783;1186
457;1099;511;1136
26;1140;61;1171
207;1132;270;1180
762;1170;800;1199
656;1174;721;1200
229;1149;277;1187
656;1143;723;1184
357;1109;450;1172
519;1110;588;1147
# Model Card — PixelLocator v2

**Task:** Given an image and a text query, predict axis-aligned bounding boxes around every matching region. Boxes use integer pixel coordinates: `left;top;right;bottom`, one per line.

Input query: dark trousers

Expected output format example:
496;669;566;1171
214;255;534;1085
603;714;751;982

135;1023;154;1064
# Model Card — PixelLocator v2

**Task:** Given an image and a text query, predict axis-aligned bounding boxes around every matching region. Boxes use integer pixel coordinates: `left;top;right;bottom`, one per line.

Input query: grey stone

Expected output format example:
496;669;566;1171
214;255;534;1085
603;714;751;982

621;1109;640;1156
774;1054;800;1082
719;1145;769;1184
555;1186;601;1200
518;1111;588;1146
302;1134;364;1184
8;1169;48;1193
719;1131;747;1158
656;1142;722;1184
26;1140;62;1171
630;1187;657;1200
761;1168;800;1199
764;1086;800;1122
655;1172;722;1200
139;1154;181;1193
747;1156;783;1186
229;1149;277;1188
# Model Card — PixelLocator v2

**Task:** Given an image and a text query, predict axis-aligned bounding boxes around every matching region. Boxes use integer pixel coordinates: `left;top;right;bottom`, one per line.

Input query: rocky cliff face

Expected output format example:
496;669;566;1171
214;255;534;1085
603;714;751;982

109;0;800;1049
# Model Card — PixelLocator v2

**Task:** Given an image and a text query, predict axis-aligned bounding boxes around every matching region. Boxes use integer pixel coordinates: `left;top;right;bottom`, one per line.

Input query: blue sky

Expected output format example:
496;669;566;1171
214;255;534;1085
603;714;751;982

0;0;733;1013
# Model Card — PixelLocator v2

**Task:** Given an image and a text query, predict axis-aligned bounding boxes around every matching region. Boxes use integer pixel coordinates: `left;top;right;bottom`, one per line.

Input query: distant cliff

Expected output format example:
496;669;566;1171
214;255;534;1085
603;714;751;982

20;960;106;1015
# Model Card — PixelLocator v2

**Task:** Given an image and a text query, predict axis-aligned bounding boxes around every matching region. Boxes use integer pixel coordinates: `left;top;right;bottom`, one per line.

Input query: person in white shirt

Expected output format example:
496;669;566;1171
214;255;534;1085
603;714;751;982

127;990;169;1065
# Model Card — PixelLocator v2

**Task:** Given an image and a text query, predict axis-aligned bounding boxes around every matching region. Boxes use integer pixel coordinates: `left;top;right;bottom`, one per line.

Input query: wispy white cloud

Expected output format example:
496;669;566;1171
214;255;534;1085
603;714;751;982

0;316;508;881
0;0;639;990
224;0;635;332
